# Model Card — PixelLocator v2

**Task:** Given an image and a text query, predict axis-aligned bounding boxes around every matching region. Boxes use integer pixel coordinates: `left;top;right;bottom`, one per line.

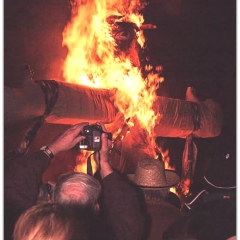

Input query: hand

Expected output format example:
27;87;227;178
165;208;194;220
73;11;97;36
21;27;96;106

47;122;89;156
94;122;113;178
95;122;112;158
99;122;112;151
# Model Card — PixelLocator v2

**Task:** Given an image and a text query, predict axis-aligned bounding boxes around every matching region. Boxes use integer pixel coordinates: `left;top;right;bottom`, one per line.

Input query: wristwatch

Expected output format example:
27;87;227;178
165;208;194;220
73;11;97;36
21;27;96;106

40;146;54;159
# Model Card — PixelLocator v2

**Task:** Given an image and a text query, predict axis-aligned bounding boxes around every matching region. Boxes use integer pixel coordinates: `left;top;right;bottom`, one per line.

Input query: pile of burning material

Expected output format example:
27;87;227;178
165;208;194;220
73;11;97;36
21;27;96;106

4;0;224;195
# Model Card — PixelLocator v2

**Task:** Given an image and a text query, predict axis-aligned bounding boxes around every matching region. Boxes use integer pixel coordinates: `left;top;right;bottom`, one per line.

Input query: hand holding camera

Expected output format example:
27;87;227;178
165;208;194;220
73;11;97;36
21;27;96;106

47;122;113;178
79;124;112;151
47;122;89;156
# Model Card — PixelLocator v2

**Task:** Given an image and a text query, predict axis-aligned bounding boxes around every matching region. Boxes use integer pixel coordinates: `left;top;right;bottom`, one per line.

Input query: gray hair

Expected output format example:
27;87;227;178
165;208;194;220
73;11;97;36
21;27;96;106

52;172;102;210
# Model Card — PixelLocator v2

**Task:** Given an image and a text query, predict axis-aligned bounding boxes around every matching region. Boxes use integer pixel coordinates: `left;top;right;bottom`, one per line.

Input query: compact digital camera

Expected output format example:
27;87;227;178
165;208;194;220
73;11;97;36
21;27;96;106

79;125;112;151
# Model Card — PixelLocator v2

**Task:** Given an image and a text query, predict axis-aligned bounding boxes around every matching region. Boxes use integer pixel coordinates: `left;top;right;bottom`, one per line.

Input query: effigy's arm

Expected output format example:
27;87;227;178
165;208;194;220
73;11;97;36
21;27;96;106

4;80;223;139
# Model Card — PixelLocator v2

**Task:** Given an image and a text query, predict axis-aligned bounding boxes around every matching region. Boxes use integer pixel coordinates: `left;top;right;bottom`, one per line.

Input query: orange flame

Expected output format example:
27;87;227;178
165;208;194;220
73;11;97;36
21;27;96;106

74;150;97;174
181;178;191;196
160;149;179;195
62;0;165;174
62;0;160;132
161;149;175;171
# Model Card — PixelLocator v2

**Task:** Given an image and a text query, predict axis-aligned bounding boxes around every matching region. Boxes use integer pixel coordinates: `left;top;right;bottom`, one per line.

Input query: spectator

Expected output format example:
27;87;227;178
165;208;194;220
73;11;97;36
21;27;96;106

163;150;236;240
51;171;101;214
5;122;144;240
13;202;92;240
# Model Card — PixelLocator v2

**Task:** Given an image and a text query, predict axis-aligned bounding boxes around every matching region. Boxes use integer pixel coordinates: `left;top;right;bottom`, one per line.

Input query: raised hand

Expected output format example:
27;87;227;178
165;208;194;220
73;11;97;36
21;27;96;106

48;122;89;156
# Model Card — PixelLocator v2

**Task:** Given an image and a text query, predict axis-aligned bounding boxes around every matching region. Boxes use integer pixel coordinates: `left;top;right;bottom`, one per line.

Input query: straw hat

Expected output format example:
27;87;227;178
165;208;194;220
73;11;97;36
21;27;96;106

128;159;180;189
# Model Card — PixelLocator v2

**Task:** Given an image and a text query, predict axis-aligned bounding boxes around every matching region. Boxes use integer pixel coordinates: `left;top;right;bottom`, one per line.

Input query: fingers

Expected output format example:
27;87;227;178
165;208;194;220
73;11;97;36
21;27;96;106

48;122;89;155
72;135;86;148
65;123;89;141
97;122;112;150
66;123;89;146
71;122;89;134
71;122;89;128
96;122;107;132
101;133;109;152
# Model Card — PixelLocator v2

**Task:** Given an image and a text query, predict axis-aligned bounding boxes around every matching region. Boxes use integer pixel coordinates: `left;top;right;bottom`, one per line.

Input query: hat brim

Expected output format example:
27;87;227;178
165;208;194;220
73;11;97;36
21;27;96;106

127;170;180;189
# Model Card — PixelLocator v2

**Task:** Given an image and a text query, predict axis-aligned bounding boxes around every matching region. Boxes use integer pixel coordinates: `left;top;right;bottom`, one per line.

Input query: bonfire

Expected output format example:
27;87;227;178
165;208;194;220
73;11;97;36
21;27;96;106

4;0;223;196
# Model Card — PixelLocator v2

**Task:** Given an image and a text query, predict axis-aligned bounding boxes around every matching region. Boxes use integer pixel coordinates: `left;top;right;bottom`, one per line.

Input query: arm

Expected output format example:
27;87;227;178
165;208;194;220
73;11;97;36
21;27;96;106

95;123;145;240
4;122;88;239
5;151;51;211
101;172;145;240
4;151;51;240
5;122;88;209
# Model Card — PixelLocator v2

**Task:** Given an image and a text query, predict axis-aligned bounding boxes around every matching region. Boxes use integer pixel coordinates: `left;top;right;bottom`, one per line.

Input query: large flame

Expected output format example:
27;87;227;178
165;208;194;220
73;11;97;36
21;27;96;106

62;0;187;197
62;0;159;133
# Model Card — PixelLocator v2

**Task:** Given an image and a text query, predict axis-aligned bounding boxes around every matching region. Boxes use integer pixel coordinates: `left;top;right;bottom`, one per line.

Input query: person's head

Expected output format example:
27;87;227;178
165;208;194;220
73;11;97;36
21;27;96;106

13;203;91;240
52;172;102;213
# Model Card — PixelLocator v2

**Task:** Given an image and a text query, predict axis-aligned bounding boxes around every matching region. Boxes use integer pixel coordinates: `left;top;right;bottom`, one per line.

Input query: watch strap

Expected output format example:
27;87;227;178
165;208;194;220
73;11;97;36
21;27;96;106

40;146;54;159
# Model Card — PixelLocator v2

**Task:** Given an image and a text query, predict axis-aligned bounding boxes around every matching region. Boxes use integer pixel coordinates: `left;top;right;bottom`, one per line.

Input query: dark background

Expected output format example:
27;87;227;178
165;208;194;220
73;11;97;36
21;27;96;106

4;0;236;185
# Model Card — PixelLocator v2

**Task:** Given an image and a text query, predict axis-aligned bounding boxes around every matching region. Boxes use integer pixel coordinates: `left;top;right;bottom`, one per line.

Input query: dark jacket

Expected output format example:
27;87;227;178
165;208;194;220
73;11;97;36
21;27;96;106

4;151;144;240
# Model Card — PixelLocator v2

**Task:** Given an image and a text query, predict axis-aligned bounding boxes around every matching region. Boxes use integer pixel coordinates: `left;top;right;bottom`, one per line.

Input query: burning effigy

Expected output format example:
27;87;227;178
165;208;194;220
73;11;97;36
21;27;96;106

4;0;223;195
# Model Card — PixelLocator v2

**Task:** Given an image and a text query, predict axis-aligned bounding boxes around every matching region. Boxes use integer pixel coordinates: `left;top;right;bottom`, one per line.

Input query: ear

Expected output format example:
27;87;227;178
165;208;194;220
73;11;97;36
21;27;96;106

94;203;100;214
